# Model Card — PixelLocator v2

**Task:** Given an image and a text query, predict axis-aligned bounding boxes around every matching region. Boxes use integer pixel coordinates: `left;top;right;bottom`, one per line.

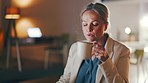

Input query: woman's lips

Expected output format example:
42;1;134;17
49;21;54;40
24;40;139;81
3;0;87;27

87;33;94;37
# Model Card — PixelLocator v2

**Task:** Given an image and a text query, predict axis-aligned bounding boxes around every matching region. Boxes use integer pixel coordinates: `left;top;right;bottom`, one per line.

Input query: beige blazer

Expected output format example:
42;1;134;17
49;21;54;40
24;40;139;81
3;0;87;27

57;37;130;83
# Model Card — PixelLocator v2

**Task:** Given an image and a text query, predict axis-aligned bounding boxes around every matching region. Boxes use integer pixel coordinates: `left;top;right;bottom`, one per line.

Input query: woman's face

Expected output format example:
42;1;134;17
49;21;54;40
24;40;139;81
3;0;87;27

81;10;108;42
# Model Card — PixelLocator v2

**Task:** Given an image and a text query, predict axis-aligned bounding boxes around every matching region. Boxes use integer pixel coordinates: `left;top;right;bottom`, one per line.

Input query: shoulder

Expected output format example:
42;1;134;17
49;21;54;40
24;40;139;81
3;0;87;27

107;37;130;59
69;42;77;51
68;42;77;57
108;37;130;52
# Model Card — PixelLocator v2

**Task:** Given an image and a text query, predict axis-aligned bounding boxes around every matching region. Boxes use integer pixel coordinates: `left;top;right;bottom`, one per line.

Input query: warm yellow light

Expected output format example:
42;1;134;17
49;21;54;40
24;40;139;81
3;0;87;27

16;18;34;38
5;14;20;19
13;0;33;8
5;7;20;19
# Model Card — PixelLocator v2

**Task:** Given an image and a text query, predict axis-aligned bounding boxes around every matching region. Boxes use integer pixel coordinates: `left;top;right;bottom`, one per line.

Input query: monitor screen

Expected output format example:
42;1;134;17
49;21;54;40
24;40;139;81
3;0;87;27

27;28;42;38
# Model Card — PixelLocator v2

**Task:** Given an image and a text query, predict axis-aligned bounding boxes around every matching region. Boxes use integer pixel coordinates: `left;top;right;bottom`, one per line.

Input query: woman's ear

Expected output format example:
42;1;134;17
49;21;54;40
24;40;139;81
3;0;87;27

104;23;108;31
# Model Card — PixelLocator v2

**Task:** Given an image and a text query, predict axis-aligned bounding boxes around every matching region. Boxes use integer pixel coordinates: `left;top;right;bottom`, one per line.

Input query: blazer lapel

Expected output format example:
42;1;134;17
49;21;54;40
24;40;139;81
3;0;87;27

105;37;114;59
96;68;103;83
96;53;114;83
96;37;114;83
70;55;83;83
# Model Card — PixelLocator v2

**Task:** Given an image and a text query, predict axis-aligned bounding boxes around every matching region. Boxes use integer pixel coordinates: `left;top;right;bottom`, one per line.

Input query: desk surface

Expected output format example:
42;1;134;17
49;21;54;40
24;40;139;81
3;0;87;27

11;37;57;46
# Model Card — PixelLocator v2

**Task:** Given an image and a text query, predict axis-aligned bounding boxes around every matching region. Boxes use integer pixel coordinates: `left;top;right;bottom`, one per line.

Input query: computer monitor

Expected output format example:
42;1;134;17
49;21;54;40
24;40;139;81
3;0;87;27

27;27;42;38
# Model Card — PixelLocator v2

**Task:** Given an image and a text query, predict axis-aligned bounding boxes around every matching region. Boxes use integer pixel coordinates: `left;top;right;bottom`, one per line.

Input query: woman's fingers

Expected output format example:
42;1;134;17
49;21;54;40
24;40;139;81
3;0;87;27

92;43;106;58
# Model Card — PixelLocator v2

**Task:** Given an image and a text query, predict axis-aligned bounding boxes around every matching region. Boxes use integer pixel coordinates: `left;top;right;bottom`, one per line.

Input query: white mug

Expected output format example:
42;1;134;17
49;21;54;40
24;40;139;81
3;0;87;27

77;40;93;59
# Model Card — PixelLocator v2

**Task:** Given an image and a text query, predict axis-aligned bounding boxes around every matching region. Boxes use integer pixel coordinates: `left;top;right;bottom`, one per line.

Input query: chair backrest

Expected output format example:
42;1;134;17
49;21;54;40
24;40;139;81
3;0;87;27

134;49;144;63
51;34;69;49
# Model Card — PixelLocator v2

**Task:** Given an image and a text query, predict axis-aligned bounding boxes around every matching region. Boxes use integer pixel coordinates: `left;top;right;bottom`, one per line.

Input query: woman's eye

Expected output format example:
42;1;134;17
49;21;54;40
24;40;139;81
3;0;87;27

92;22;99;26
82;22;87;26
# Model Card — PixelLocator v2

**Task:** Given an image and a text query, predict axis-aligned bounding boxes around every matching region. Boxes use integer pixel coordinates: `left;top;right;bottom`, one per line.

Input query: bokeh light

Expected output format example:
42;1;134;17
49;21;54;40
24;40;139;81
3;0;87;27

140;15;148;27
13;0;33;8
16;18;34;38
125;27;131;35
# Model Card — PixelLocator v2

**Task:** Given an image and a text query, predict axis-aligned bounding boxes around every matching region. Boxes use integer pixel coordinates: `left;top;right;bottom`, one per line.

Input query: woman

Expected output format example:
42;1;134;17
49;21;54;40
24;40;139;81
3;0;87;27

57;2;130;83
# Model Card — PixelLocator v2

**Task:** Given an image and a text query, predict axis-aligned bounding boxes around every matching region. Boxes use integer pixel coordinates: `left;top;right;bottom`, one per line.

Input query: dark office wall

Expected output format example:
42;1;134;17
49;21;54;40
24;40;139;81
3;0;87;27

0;0;1;28
10;0;92;41
1;0;92;61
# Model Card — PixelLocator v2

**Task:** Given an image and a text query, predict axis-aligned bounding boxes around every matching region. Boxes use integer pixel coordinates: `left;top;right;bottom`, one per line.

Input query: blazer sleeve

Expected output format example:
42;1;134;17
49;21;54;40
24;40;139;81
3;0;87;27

56;43;76;83
99;46;130;83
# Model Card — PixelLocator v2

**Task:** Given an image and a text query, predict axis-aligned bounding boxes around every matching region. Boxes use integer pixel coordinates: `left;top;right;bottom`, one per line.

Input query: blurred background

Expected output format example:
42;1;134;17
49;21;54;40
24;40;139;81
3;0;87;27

0;0;148;83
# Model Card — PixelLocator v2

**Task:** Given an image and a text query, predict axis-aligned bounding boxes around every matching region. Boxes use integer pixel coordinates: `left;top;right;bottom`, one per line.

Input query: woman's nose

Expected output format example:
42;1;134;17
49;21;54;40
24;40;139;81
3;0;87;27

87;26;93;32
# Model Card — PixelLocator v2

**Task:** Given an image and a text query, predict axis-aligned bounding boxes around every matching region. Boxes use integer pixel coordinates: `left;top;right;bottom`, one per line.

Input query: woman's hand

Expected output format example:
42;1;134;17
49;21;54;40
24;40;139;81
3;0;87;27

92;41;108;62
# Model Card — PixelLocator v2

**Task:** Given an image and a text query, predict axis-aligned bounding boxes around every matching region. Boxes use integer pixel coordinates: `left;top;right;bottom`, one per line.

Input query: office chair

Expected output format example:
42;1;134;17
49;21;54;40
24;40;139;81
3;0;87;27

44;34;69;70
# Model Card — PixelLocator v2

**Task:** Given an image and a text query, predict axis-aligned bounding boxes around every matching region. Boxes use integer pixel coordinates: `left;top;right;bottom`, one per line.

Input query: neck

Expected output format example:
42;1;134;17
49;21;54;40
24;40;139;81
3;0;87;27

95;33;108;46
95;35;105;45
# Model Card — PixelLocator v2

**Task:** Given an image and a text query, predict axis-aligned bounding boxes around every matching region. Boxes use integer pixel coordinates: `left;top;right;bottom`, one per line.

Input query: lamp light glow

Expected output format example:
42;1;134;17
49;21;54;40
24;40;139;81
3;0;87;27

125;27;131;35
16;18;34;38
5;14;20;19
5;7;20;19
13;0;33;8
